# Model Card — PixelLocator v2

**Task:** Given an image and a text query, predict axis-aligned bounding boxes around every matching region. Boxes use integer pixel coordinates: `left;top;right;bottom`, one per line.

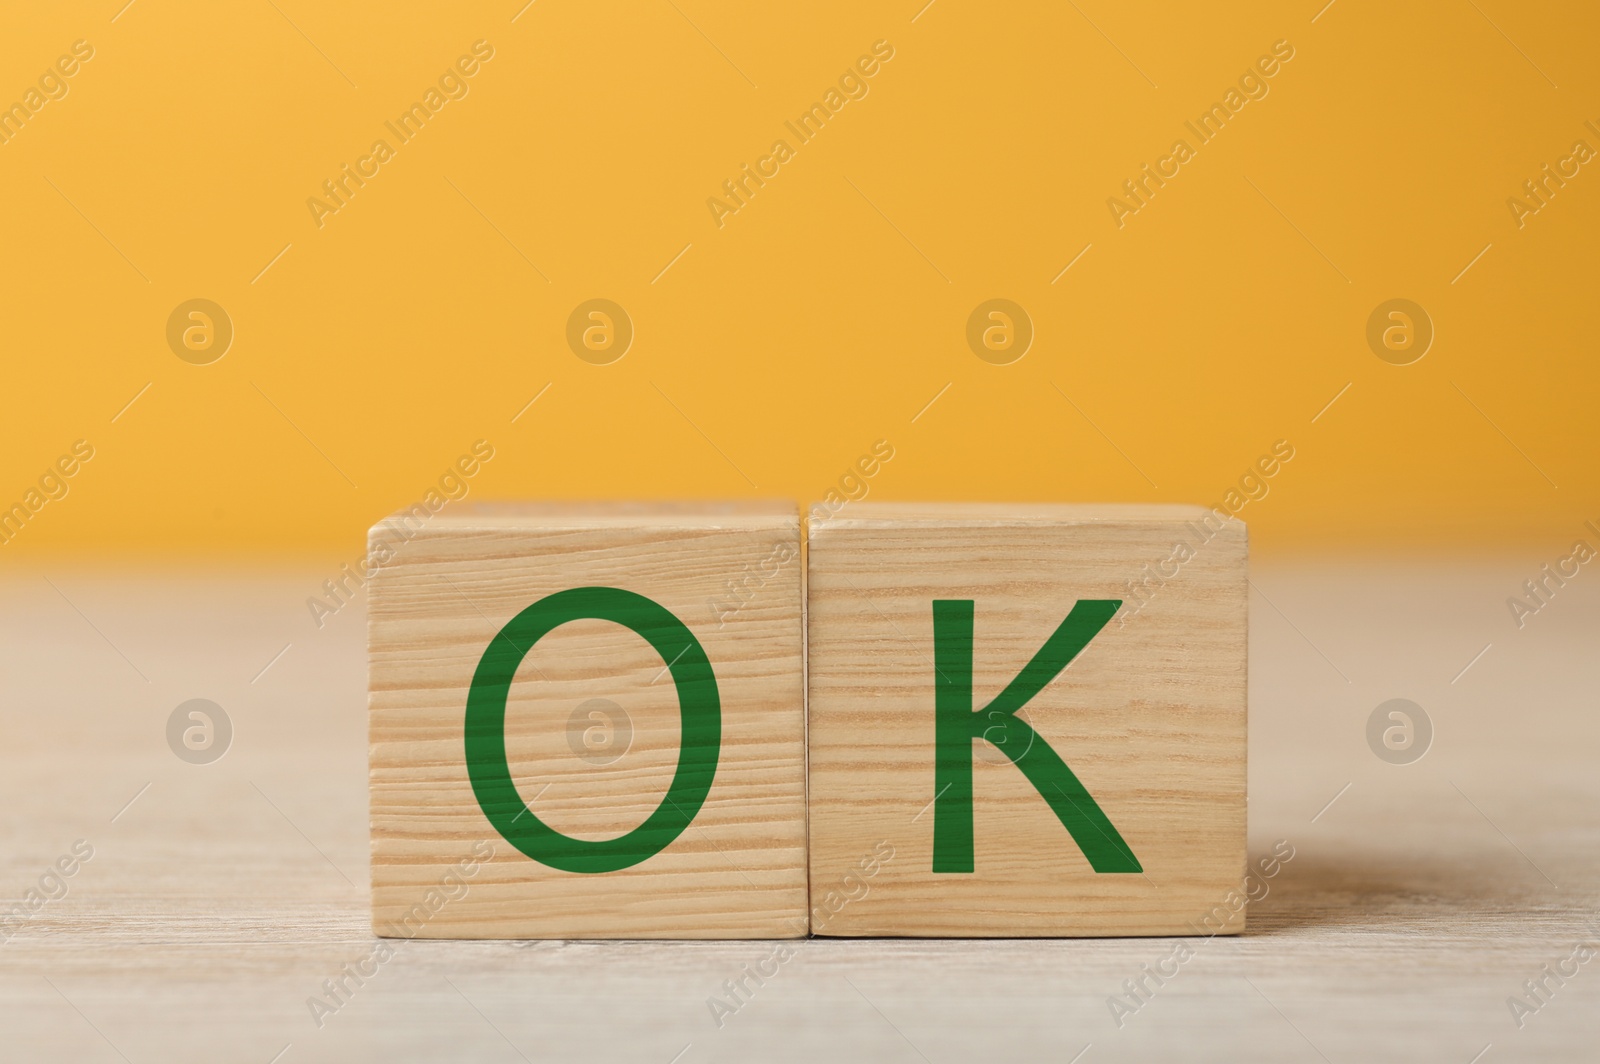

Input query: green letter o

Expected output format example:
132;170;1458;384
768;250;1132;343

464;586;720;873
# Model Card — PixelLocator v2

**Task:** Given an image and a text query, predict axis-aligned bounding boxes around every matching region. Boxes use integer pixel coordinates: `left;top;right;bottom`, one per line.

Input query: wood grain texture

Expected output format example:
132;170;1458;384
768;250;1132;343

367;502;807;938
807;503;1248;936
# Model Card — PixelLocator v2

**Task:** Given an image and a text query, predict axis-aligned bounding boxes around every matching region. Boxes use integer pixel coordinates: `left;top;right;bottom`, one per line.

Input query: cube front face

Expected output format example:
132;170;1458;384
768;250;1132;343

806;504;1248;937
368;503;807;939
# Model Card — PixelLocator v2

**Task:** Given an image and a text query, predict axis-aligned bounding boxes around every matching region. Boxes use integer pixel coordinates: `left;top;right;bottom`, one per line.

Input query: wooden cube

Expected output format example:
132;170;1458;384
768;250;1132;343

806;503;1247;936
368;502;807;938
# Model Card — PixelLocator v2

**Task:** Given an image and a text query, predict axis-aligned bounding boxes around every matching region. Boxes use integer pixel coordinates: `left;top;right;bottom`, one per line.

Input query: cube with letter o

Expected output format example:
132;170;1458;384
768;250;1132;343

368;502;806;938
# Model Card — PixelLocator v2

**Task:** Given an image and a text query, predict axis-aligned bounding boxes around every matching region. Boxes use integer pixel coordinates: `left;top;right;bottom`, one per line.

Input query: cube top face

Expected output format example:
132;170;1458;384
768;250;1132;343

393;499;800;531
813;501;1228;526
806;503;1248;937
368;502;806;939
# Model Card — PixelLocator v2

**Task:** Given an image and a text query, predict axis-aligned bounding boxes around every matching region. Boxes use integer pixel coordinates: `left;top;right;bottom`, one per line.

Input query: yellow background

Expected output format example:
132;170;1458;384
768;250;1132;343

1;0;1595;559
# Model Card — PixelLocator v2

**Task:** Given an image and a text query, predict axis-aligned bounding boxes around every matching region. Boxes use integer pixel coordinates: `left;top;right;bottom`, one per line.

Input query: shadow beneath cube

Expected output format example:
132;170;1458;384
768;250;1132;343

1244;845;1563;937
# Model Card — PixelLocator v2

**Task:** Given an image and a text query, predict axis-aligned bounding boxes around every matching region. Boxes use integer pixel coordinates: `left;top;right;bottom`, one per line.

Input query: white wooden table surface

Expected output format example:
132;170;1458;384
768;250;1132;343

0;559;1595;1062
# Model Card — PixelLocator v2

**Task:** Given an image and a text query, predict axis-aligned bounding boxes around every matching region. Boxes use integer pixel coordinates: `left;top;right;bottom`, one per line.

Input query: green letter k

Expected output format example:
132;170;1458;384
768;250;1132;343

931;599;1142;874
